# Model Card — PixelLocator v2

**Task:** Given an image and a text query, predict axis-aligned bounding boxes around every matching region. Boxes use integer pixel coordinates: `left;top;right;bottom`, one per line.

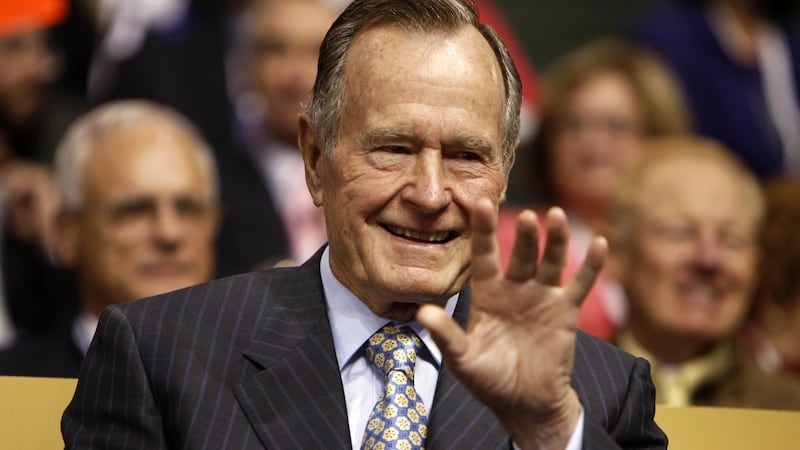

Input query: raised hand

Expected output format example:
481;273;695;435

417;198;607;449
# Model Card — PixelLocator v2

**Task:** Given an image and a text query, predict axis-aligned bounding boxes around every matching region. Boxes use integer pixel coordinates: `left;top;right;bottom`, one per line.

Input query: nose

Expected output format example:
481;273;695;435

691;231;722;273
152;204;184;250
402;150;451;214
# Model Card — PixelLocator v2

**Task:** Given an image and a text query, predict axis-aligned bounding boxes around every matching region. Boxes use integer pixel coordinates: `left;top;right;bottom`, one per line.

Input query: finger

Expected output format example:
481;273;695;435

505;209;540;281
470;197;501;281
416;303;469;360
563;236;608;307
536;207;569;285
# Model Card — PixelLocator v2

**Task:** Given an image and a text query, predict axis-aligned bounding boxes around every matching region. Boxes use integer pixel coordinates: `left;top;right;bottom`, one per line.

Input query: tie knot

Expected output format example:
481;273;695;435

365;325;423;379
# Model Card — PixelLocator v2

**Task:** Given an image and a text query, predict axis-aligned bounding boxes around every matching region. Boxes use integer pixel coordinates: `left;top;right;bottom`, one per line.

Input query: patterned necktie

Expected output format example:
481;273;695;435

361;325;428;450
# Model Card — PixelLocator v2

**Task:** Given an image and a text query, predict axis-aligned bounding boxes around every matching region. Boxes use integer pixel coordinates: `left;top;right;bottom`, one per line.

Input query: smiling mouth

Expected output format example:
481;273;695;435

381;223;457;243
676;282;725;305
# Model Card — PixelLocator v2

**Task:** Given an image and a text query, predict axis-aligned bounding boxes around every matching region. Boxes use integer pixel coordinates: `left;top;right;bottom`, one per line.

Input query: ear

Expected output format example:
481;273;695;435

499;139;519;204
298;113;326;207
52;210;80;269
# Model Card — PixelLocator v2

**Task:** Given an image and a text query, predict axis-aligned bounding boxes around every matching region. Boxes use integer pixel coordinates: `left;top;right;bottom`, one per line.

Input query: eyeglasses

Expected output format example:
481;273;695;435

79;195;216;242
640;220;755;254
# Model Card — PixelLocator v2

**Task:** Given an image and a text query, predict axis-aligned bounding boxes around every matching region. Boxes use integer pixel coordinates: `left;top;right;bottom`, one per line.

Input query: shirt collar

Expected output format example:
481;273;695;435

320;246;457;371
72;311;99;355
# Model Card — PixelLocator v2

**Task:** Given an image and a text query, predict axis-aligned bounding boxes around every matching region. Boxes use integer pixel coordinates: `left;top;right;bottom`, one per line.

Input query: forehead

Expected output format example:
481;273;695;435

568;71;639;109
636;156;759;226
252;0;335;39
342;24;505;124
85;123;208;196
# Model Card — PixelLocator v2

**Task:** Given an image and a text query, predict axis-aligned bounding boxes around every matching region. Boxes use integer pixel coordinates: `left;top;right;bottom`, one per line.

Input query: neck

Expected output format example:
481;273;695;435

628;318;715;364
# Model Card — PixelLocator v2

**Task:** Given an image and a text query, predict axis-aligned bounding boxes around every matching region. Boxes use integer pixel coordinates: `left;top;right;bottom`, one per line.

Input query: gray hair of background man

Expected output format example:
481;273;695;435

54;100;220;212
305;0;522;175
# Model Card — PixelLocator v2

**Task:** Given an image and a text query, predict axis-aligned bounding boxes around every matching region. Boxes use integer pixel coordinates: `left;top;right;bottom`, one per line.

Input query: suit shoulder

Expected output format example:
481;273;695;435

116;268;303;317
575;330;644;370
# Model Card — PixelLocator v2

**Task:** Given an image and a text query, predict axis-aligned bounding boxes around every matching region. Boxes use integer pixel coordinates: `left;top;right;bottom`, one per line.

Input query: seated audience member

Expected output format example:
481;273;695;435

499;38;690;341
87;0;288;277
739;177;800;378
62;1;666;449
228;0;338;265
630;0;800;178
608;136;800;409
0;100;219;377
0;0;82;345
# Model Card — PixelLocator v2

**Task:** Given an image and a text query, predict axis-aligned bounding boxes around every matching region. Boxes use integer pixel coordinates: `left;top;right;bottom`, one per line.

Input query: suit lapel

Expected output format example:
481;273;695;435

234;253;351;449
426;288;508;449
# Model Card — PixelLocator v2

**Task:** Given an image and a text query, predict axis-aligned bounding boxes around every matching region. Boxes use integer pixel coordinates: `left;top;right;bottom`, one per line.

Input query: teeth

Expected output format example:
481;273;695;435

385;224;451;243
680;284;718;299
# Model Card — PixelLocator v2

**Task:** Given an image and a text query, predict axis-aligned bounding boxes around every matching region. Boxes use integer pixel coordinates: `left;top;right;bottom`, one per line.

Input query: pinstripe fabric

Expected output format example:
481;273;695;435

62;248;666;449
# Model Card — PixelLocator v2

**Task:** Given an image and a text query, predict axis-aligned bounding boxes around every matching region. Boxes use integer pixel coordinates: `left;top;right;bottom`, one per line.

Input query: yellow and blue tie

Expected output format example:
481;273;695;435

361;325;428;450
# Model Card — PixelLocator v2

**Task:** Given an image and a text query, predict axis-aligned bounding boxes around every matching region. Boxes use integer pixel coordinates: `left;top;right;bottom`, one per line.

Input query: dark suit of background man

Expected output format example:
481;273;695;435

62;1;667;448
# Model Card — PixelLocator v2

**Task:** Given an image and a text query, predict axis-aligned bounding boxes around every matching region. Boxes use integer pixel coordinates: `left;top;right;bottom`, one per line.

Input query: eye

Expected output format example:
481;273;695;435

719;232;752;251
253;39;288;57
175;197;210;218
453;151;481;161
107;198;155;223
382;145;411;154
650;223;693;242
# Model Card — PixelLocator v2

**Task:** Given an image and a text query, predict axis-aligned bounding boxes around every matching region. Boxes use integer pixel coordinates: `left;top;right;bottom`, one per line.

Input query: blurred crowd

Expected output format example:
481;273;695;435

2;0;800;411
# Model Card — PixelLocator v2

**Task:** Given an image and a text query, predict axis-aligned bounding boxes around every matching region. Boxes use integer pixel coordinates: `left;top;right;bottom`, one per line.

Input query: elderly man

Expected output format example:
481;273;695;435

63;1;665;449
609;136;800;409
0;100;219;377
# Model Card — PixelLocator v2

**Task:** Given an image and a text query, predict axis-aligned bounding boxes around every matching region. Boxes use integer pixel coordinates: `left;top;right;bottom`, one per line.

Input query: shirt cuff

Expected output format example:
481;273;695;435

510;408;584;450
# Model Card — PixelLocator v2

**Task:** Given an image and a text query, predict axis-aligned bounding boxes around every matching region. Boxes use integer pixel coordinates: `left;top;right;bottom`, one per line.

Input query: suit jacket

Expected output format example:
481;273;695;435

62;250;666;449
690;345;800;410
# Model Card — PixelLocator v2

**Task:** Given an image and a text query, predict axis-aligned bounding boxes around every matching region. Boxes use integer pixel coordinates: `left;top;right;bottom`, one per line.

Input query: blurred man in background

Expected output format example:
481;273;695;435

609;136;800;409
0;100;219;377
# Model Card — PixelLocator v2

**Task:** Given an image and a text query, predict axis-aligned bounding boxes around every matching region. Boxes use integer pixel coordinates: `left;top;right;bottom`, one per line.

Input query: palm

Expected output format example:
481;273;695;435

418;198;606;423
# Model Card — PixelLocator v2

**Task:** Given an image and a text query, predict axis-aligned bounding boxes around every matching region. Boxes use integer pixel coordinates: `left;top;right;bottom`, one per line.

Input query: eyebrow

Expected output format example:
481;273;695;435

356;127;494;154
356;128;418;149
447;134;494;154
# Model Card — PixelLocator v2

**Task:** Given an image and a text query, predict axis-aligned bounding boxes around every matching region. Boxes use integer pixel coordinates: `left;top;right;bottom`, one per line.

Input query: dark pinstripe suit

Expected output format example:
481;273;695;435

62;250;666;449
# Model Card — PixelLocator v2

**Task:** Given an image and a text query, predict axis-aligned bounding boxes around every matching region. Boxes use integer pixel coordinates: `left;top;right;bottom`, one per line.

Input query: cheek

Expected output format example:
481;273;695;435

460;174;507;204
628;247;675;299
614;138;642;162
257;62;283;94
550;137;576;170
730;254;759;286
79;239;130;289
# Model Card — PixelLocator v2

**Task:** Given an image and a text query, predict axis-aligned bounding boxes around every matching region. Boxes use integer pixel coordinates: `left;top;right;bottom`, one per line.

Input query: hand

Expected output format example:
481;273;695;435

417;198;607;449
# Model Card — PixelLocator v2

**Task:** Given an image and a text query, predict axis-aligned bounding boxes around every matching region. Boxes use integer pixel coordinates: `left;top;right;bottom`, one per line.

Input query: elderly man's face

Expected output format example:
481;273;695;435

622;156;760;345
57;123;218;316
303;25;509;320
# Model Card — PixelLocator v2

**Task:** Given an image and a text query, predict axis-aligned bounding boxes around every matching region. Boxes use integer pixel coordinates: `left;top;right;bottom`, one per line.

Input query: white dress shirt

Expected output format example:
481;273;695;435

319;247;583;449
72;312;100;355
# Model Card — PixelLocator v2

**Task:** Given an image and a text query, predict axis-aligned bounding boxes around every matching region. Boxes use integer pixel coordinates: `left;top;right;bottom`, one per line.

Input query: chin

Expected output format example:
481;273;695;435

377;271;462;304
